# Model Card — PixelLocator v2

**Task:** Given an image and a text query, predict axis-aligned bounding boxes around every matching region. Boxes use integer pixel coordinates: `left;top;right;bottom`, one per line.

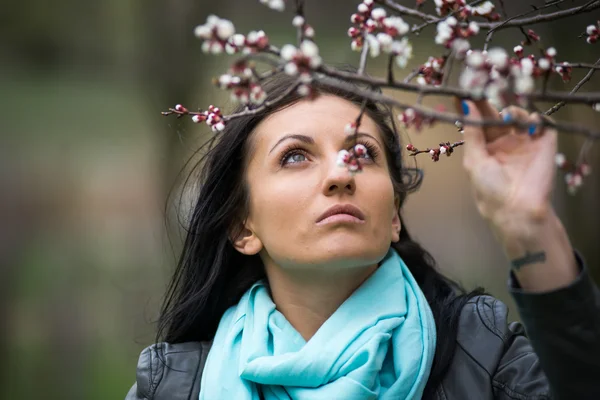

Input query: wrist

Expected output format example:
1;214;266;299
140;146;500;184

488;205;556;244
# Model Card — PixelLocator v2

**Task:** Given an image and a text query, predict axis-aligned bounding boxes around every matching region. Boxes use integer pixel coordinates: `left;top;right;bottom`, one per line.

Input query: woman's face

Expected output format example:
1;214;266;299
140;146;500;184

235;94;401;271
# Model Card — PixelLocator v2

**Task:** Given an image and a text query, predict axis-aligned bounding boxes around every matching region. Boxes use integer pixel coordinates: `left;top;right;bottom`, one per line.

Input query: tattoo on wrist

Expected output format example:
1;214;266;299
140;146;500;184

511;251;547;270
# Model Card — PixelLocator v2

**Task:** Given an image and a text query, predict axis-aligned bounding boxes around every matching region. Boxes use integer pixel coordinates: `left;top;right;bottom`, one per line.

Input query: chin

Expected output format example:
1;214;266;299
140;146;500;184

313;238;389;268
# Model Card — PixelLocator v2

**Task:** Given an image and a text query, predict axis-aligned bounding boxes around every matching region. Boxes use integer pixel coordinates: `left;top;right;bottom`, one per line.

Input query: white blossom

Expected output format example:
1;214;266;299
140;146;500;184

520;58;534;76
435;20;454;45
538;58;551;70
513;45;523;54
194;25;212;39
284;62;299;75
300;40;319;58
555;153;566;167
215;19;235;40
218;74;232;87
459;68;488;99
281;44;297;61
546;47;557;57
465;50;485;68
587;24;598;35
371;7;387;20
297;84;311;96
468;21;480;35
469;1;495;16
514;74;534;94
261;0;285;11
366;34;381;57
487;48;508;69
440;146;447;154
593;103;600;112
383;16;409;36
376;33;394;52
337;149;350;167
192;115;203;123
452;38;471;55
392;38;413;68
292;15;305;27
446;16;458;26
357;3;369;13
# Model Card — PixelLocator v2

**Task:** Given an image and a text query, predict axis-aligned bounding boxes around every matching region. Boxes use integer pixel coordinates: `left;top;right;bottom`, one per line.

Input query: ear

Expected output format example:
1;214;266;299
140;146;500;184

391;194;401;243
230;222;263;256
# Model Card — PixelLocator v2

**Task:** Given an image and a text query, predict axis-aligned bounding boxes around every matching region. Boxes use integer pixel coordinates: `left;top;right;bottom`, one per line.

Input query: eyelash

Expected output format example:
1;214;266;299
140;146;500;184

279;141;380;166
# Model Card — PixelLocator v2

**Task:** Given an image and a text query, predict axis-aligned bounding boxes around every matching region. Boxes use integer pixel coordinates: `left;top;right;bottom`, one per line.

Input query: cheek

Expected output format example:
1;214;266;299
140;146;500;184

250;177;314;234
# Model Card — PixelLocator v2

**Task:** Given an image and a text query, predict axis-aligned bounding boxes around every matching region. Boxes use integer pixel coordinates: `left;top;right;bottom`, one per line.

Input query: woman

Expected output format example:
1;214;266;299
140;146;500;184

126;71;600;399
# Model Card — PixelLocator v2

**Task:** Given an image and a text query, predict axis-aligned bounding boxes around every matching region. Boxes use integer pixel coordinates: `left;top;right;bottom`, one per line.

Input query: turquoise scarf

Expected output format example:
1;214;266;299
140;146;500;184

199;248;436;399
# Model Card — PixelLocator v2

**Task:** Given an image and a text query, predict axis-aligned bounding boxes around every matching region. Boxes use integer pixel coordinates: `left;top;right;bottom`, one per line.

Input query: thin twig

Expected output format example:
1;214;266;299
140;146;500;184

318;64;600;105
545;57;600;116
358;40;370;75
375;0;437;22
477;0;600;29
313;74;600;139
403;68;420;83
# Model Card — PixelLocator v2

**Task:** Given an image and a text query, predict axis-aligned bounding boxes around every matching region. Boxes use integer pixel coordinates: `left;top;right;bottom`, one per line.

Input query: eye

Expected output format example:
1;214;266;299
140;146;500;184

279;145;310;166
283;152;307;164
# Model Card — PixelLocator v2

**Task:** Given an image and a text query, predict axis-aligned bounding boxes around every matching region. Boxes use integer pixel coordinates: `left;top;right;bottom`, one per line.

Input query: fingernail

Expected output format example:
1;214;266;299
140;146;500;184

502;112;512;122
461;100;470;116
528;123;536;135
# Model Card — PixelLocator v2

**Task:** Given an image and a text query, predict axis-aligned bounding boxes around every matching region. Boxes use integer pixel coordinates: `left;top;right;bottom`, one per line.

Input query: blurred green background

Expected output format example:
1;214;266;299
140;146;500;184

1;1;599;399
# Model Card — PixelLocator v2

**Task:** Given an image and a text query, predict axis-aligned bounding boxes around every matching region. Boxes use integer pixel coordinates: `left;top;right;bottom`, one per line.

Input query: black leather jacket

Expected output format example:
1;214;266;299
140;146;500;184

125;258;600;399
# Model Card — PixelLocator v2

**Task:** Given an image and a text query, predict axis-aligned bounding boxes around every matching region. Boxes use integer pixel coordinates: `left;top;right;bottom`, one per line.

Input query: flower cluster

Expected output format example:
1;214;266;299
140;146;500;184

280;40;322;96
214;61;267;105
259;0;285;12
194;15;236;54
435;16;479;56
555;153;592;194
434;0;499;20
348;0;413;67
417;56;446;86
190;105;226;132
554;62;572;82
292;16;315;39
194;15;270;55
406;141;463;162
335;122;370;173
585;22;599;44
459;45;558;108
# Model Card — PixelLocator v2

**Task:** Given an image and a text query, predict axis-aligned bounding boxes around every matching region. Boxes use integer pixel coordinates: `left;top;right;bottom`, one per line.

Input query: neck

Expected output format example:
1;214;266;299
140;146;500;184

264;262;378;341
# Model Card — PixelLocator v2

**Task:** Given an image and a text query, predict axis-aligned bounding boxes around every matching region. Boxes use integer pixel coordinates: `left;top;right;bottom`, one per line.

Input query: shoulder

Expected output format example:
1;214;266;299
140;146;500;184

126;341;212;400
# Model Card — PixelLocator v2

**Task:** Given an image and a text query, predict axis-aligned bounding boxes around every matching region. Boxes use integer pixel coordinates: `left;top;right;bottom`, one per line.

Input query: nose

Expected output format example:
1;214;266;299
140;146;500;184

322;158;356;196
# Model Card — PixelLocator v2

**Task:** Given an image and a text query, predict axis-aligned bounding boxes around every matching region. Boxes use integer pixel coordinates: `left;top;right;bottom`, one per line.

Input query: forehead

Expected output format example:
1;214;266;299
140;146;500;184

251;94;382;144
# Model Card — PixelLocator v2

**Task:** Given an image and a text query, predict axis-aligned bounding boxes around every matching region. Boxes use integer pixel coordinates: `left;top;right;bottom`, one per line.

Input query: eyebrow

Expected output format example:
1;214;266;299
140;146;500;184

268;132;382;155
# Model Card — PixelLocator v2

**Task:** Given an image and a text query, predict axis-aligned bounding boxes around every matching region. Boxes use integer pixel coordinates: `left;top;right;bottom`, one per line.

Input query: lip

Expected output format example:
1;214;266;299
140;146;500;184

316;204;365;225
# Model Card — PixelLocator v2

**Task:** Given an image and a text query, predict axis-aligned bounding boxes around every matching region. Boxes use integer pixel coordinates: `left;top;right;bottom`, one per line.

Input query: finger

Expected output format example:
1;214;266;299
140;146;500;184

454;97;488;167
500;106;530;135
472;99;511;142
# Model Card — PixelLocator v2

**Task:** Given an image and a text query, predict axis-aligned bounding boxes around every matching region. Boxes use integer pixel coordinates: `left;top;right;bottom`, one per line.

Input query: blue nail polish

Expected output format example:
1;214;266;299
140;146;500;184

502;112;512;122
461;100;470;116
528;123;536;135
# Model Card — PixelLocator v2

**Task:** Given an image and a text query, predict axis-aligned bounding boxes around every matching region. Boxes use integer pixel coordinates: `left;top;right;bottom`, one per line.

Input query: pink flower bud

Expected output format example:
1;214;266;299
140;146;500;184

354;144;367;156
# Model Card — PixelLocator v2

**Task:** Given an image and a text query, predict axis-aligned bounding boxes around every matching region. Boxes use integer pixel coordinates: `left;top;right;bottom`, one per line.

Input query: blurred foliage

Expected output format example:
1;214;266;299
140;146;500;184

1;1;599;399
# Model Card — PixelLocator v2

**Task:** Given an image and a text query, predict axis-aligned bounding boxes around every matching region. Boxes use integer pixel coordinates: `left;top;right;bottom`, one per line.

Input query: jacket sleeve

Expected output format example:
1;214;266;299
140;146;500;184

125;345;157;400
124;341;208;400
507;251;600;399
